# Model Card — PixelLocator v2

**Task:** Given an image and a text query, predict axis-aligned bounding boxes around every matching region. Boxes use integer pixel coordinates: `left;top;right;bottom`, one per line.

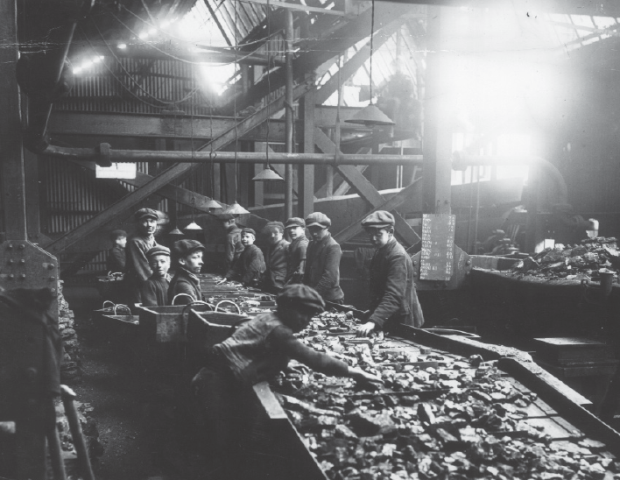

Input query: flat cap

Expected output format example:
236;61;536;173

263;221;285;234
277;284;325;313
361;210;395;229
285;217;305;229
241;228;256;237
305;212;331;229
146;245;171;259
173;239;205;257
110;229;127;240
135;208;159;221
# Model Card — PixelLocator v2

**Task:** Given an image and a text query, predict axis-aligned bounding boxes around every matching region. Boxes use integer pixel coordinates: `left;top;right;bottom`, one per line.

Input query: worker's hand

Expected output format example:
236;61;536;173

349;367;383;388
356;321;376;337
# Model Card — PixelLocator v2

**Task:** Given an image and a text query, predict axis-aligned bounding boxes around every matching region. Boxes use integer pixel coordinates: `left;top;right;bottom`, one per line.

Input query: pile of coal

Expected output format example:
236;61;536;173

508;237;620;282
58;280;81;383
270;311;620;480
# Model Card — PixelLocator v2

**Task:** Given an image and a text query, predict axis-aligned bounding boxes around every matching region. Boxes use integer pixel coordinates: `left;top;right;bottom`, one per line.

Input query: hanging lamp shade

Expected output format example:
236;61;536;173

345;104;395;127
222;201;250;215
205;199;222;209
169;227;184;236
252;167;284;182
184;221;203;231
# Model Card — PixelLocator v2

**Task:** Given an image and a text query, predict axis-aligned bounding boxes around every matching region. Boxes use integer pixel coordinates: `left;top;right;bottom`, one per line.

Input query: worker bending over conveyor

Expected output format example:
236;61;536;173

357;210;425;336
192;284;380;479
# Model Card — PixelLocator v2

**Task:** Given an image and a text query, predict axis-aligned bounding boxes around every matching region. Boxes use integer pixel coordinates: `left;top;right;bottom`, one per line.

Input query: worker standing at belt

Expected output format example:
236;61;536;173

140;245;171;306
191;284;380;479
217;213;244;275
168;239;205;305
303;212;344;304
357;210;425;336
219;228;265;288
284;217;308;285
125;208;159;304
262;221;289;294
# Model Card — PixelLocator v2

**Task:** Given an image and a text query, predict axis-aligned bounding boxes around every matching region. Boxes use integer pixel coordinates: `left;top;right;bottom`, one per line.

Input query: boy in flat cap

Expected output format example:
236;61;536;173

140;246;171;307
262;221;290;294
125;208;159;304
284;217;308;285
168;239;205;305
303;212;344;304
192;284;380;479
107;229;127;274
217;213;244;275
219;228;265;287
356;210;424;336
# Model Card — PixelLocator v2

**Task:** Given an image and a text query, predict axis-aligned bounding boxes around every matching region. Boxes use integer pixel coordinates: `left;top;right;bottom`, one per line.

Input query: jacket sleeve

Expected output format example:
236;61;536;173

140;281;158;306
367;254;408;329
269;326;350;377
313;244;341;296
127;238;153;282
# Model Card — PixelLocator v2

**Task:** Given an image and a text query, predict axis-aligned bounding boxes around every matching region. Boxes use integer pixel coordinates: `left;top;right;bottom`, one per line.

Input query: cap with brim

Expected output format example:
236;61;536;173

173;239;205;257
285;217;305;229
135;208;159;221
263;221;284;234
241;228;256;237
277;284;325;313
361;210;395;229
146;245;171;259
110;229;127;240
305;212;331;229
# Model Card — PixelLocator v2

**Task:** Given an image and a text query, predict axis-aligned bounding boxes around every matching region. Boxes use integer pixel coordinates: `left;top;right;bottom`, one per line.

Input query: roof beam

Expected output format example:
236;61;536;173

240;0;345;16
44;79;314;256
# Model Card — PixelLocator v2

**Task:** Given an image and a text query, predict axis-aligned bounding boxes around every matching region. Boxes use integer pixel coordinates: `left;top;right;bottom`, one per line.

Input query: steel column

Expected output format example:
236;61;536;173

284;9;295;219
299;89;316;217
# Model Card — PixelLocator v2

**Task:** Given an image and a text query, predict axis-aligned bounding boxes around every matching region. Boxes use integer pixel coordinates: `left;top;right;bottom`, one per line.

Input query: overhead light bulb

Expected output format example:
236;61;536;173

205;199;222;209
169;227;184;236
344;104;395;127
222;201;250;215
118;43;127;50
184;221;202;231
252;167;284;181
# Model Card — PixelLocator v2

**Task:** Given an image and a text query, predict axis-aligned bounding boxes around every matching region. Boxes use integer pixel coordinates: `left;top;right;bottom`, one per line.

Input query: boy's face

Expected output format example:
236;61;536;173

268;229;283;245
150;255;170;278
287;226;305;240
180;250;203;273
308;225;328;242
115;236;127;248
241;233;255;246
139;218;157;236
367;227;392;248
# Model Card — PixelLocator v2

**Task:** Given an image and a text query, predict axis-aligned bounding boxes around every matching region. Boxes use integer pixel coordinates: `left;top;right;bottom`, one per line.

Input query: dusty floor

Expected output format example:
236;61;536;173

64;285;214;480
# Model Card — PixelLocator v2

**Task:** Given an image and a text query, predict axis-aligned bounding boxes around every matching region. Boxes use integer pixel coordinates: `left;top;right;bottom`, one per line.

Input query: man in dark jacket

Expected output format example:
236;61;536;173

107;229;127;273
221;228;265;287
356;210;424;336
303;212;344;303
125;208;159;304
217;213;244;274
285;217;309;285
168;239;205;305
263;221;289;293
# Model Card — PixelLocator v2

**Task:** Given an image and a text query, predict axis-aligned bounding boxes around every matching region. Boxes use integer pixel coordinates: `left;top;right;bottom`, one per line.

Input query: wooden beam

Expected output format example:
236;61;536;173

299;88;316;218
45;80;314;256
240;0;345;15
314;129;421;246
315;19;406;105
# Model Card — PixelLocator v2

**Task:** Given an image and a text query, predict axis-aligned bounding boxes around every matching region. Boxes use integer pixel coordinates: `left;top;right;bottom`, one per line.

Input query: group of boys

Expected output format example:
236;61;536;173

108;206;424;334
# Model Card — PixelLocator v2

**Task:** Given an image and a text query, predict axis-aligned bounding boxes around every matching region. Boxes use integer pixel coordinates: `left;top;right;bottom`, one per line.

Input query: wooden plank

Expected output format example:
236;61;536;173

0;0;27;241
45;81;313;255
315;129;421;246
299;89;316;218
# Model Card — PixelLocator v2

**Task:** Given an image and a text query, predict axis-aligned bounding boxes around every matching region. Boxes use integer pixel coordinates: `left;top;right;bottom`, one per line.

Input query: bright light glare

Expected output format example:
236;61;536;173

118;43;127;49
138;32;148;40
93;56;102;63
148;28;156;36
199;64;236;96
160;20;170;28
72;68;82;75
83;60;93;68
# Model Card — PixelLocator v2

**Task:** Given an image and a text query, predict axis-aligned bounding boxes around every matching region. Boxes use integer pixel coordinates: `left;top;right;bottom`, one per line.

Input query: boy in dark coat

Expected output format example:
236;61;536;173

284;217;308;285
303;212;344;303
168;239;205;305
125;208;159;304
356;210;425;336
220;228;265;287
262;221;289;293
217;213;244;274
106;229;127;273
140;245;171;306
192;284;380;479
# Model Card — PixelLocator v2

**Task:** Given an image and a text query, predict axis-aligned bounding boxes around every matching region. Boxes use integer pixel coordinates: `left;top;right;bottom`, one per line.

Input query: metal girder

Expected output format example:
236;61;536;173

369;0;620;16
314;129;421;246
315;18;406;105
44;80;314;255
48;112;290;143
241;0;345;15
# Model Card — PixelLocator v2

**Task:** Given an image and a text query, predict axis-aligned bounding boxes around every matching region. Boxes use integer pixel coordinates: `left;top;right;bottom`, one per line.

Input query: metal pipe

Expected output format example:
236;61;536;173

284;9;294;219
41;144;424;165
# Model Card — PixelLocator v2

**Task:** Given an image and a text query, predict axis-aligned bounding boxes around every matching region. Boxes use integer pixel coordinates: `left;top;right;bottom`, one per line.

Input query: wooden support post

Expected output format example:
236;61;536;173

422;6;451;215
299;88;316;217
284;8;295;219
0;1;27;241
24;149;48;244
